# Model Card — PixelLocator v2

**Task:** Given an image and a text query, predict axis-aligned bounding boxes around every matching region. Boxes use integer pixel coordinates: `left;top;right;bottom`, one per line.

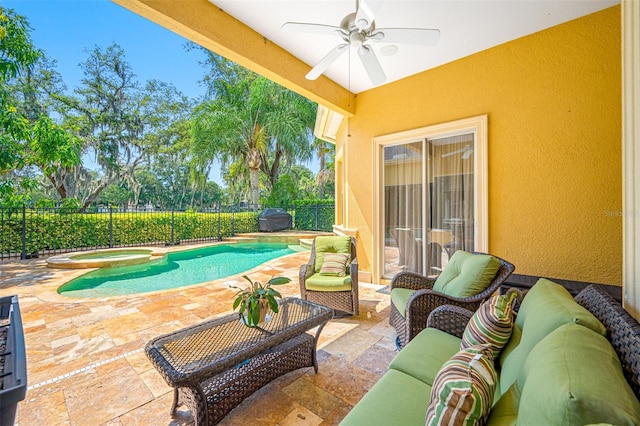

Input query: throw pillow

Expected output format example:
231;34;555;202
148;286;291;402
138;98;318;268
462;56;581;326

460;292;518;359
425;345;497;426
319;252;349;276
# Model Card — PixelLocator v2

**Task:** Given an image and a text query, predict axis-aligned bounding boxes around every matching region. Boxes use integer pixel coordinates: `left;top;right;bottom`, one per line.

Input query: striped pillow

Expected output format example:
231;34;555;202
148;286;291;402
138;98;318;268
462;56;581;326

425;345;497;426
319;252;350;276
460;292;517;359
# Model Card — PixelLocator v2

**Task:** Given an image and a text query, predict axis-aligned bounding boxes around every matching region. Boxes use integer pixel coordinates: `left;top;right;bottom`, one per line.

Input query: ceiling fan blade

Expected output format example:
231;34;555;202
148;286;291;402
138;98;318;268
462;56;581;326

358;45;386;86
442;149;464;158
306;44;349;80
281;22;346;38
355;0;382;31
371;28;440;46
442;145;472;158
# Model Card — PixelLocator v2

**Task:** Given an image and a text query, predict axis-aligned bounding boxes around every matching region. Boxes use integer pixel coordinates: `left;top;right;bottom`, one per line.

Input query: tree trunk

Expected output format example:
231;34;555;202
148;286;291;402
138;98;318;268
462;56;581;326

249;167;260;210
246;147;262;210
81;180;111;211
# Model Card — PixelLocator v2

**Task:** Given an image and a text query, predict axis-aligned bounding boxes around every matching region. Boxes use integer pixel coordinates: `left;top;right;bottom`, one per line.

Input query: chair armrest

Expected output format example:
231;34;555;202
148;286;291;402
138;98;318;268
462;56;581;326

299;263;314;282
390;271;437;291
349;257;358;277
427;305;474;339
405;289;484;342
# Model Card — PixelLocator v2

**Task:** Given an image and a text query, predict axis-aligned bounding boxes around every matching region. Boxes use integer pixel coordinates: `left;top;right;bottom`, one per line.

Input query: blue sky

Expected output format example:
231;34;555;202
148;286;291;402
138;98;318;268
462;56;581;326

2;0;320;184
3;0;207;99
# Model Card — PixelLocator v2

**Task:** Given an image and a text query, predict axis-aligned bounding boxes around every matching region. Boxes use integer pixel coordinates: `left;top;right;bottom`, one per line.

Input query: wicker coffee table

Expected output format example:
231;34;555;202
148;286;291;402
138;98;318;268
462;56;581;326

145;297;333;425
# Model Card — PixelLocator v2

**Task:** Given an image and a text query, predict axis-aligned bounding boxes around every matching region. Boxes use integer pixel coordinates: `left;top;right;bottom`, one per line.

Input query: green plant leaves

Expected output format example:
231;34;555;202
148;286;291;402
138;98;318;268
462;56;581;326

233;274;290;326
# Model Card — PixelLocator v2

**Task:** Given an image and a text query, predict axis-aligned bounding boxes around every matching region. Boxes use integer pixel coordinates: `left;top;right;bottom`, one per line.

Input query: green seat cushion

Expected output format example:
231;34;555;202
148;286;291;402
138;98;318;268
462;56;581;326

432;250;500;297
340;369;431;426
390;287;416;318
516;324;640;425
389;327;461;386
304;273;352;292
498;278;606;395
313;236;351;273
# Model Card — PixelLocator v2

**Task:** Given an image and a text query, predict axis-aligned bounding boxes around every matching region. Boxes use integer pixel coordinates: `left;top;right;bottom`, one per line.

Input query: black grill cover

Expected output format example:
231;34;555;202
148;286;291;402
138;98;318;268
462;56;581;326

258;208;292;231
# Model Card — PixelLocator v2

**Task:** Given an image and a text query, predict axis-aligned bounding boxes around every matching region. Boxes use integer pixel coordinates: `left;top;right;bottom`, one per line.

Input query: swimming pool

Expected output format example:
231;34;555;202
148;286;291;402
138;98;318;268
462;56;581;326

57;242;301;298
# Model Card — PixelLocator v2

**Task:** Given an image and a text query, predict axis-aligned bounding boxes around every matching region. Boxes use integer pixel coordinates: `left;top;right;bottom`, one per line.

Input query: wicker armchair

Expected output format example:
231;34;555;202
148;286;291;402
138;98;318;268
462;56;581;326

389;252;515;348
299;236;359;315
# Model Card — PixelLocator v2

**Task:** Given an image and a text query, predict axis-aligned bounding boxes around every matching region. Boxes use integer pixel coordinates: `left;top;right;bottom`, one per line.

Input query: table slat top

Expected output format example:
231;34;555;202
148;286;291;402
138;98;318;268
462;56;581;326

145;297;333;386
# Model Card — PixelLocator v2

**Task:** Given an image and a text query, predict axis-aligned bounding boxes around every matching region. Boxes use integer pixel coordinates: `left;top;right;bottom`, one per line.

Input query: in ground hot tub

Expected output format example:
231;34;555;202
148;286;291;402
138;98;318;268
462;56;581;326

47;248;165;269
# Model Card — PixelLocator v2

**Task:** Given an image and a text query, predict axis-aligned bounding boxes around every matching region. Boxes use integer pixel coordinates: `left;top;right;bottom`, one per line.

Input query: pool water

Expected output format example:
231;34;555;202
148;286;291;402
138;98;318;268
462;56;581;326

58;242;300;298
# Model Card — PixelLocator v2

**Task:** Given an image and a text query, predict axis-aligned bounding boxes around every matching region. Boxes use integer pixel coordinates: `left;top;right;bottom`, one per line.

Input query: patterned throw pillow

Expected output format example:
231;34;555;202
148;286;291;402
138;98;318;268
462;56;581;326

460;292;517;359
425;345;497;426
319;252;350;276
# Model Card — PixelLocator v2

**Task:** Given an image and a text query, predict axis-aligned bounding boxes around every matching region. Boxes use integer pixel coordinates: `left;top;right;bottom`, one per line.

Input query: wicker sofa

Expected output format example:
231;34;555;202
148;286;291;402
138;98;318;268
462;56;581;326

341;280;640;425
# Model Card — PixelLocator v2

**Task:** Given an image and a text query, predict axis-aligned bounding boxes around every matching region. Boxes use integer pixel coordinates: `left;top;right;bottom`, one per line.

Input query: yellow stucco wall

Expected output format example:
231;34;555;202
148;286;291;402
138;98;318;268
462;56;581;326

346;6;622;285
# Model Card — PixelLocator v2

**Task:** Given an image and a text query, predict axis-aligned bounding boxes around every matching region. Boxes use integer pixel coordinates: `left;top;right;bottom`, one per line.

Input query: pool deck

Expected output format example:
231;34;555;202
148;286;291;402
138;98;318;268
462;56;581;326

0;240;395;426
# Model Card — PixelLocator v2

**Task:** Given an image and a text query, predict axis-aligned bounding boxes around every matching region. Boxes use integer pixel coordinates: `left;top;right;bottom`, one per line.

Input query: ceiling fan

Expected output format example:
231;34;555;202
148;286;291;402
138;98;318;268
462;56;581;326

281;0;440;86
442;145;473;160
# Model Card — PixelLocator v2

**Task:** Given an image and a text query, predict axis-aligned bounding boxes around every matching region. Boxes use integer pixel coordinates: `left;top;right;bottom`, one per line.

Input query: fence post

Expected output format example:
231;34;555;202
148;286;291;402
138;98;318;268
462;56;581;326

231;205;235;236
315;203;319;231
109;207;113;248
171;208;175;246
217;208;222;241
21;204;27;260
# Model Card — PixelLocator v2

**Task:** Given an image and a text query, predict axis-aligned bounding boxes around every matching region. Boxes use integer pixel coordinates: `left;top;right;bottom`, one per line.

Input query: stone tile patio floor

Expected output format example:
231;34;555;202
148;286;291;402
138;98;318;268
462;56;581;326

0;244;396;426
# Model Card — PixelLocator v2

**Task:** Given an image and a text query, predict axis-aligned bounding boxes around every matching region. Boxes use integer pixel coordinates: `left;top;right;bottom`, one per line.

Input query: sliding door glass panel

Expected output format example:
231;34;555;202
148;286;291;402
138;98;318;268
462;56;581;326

428;133;475;271
383;142;424;277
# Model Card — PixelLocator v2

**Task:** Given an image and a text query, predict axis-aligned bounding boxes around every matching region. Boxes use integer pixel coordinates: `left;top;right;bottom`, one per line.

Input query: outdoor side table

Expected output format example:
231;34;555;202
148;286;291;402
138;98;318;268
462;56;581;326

145;297;333;425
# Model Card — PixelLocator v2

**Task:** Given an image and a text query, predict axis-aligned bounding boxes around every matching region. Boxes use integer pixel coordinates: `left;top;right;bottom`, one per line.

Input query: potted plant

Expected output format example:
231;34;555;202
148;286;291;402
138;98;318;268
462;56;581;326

232;275;291;326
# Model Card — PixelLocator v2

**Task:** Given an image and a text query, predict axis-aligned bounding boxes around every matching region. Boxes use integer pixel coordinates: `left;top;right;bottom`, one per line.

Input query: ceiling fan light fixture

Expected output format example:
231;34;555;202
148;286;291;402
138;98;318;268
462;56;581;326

357;18;370;29
380;45;398;56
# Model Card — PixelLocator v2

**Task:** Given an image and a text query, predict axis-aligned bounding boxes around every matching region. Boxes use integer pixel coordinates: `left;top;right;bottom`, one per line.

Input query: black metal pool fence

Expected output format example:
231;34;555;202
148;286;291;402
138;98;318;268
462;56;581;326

0;204;334;261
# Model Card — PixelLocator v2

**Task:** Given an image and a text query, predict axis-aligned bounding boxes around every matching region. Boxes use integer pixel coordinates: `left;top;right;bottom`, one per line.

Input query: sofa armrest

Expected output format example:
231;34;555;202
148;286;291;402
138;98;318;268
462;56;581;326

426;305;474;338
390;271;437;291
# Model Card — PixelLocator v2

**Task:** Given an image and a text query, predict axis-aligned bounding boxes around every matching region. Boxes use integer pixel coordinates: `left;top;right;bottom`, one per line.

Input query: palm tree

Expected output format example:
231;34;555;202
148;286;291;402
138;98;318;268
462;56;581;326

191;55;317;208
312;138;335;198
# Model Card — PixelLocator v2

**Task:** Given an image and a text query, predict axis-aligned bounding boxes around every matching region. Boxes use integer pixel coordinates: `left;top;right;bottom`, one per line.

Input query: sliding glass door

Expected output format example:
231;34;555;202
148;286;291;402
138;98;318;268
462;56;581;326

382;133;476;279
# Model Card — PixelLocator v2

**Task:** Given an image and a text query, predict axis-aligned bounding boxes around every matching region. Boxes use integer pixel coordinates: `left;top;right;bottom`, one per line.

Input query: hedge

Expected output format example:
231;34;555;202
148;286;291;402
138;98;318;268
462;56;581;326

1;205;333;259
0;210;260;257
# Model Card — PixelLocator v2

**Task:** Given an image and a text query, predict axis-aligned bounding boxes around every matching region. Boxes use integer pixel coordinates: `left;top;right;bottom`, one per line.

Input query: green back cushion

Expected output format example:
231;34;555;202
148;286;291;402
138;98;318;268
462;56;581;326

432;251;500;297
486;385;519;425
515;324;640;425
498;278;606;395
313;235;351;273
